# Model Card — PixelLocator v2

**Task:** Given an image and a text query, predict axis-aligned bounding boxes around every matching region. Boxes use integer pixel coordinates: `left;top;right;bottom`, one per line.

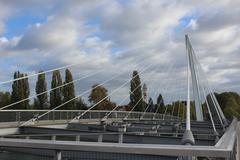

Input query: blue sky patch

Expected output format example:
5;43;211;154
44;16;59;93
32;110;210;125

5;13;47;38
174;11;199;32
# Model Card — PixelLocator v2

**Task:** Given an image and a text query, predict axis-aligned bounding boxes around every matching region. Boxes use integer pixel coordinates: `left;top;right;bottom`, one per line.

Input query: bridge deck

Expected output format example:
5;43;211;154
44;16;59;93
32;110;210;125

0;111;238;160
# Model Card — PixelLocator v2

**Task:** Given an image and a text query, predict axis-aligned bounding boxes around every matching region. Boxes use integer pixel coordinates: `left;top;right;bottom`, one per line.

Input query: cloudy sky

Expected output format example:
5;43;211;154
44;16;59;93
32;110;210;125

0;0;239;105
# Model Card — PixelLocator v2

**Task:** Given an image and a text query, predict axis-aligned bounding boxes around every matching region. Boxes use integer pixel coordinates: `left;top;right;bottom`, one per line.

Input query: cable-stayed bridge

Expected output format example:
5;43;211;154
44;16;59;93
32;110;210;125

0;35;238;160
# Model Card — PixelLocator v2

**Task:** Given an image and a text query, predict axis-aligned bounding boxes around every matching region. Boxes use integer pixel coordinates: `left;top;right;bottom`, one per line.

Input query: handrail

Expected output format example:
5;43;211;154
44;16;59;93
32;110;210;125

215;118;237;149
0;115;237;159
0;109;169;114
0;138;233;158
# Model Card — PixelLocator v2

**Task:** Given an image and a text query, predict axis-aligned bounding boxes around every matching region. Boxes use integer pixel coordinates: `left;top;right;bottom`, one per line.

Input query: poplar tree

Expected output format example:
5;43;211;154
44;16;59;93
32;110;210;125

35;71;48;109
23;73;30;108
156;94;165;113
11;72;20;109
11;71;30;109
147;97;154;112
50;70;63;109
63;69;76;110
129;70;144;112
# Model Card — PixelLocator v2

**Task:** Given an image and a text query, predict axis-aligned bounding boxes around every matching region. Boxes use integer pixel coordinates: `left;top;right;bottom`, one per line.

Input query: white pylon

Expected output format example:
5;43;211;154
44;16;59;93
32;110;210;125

181;35;195;146
186;35;203;121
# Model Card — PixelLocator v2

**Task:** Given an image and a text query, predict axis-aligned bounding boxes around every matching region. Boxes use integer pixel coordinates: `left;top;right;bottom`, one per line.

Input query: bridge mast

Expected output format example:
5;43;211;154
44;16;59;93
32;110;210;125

182;35;195;146
185;35;203;121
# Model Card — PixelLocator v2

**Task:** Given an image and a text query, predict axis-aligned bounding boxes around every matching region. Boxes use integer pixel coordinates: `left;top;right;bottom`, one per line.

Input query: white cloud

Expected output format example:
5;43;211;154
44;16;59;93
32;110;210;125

187;19;198;30
0;0;239;104
0;36;21;51
17;16;82;50
99;0;190;48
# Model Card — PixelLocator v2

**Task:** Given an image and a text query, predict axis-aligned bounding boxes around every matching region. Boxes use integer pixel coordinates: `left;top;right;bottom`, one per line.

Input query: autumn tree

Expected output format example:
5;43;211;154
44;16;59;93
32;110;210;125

88;84;115;110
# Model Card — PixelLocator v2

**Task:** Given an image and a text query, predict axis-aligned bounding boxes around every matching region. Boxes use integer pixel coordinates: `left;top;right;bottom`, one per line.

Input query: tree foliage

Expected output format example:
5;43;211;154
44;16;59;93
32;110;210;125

50;70;63;109
35;71;48;109
76;97;88;110
2;68;239;117
129;70;144;112
63;69;76;110
0;92;11;108
147;97;154;112
162;101;197;120
88;84;116;110
11;71;30;109
215;92;240;119
156;94;165;113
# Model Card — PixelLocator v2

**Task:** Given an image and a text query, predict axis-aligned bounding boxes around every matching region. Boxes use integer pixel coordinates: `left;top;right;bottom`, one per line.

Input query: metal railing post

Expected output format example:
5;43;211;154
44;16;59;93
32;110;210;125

98;134;103;142
76;135;80;141
47;112;50;121
17;112;20;125
118;133;123;143
53;111;55;121
15;112;17;123
52;135;56;141
55;150;62;160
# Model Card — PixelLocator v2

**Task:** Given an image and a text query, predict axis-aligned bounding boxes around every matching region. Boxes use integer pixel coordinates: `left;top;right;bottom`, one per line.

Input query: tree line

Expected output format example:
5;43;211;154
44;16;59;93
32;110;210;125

0;69;87;110
0;69;239;120
0;69;164;112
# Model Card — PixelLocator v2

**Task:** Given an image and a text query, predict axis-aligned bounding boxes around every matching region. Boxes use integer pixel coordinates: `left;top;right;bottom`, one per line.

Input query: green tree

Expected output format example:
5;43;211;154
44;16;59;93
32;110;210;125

165;104;172;115
147;97;154;112
88;84;115;110
0;92;11;107
35;71;48;109
175;101;186;119
23;73;30;109
76;97;88;110
215;92;240;119
129;71;144;112
63;69;76;110
223;98;240;119
50;70;63;109
171;101;178;117
190;101;196;120
156;94;165;113
11;71;30;109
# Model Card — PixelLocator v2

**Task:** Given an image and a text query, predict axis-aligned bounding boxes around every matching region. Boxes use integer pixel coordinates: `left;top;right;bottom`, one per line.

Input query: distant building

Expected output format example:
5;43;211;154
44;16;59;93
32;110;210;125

142;83;147;103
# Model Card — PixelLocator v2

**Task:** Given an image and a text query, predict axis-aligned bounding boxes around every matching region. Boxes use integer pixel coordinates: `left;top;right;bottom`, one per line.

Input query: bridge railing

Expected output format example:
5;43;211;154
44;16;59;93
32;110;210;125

0;119;237;160
0;110;180;125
